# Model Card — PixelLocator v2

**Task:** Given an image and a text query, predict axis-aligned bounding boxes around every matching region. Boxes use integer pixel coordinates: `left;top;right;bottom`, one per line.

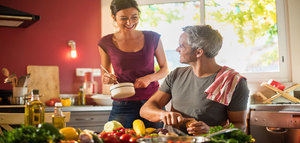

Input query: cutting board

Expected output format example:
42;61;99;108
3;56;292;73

27;65;60;102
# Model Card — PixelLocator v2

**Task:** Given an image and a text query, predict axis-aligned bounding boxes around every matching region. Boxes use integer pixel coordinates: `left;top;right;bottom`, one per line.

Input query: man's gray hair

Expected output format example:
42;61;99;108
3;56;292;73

182;25;223;58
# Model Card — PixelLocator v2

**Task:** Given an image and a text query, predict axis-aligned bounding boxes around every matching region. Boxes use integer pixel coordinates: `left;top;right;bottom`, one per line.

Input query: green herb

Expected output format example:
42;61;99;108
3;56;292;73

0;123;64;143
206;123;255;143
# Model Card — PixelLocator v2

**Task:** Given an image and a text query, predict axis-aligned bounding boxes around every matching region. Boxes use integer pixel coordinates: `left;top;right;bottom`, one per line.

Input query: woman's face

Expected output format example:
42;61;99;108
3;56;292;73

114;7;139;31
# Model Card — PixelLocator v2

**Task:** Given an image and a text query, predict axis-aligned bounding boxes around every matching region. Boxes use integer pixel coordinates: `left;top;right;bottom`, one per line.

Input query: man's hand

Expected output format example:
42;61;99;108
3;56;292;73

186;121;210;135
160;111;184;126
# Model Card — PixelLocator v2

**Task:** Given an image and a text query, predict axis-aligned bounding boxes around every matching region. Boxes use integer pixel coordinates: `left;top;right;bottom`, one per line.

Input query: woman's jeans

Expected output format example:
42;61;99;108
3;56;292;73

108;100;163;128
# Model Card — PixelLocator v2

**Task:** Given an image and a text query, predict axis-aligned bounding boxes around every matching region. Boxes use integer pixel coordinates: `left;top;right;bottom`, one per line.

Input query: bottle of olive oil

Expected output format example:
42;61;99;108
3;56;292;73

24;89;45;127
52;102;65;129
78;86;86;105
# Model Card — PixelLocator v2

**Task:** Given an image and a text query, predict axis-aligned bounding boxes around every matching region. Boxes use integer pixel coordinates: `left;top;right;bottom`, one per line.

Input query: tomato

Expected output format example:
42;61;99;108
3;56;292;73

129;137;138;143
119;134;131;143
143;135;152;138
114;131;124;137
115;127;124;131
128;130;136;135
45;100;55;106
104;134;120;143
98;132;108;139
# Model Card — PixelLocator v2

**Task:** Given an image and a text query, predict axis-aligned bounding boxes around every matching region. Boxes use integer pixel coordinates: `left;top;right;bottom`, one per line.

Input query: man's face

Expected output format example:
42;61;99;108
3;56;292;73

176;32;197;64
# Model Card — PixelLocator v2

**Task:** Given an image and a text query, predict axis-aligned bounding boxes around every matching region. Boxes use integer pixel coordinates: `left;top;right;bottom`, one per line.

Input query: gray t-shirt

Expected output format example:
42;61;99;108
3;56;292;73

159;66;249;126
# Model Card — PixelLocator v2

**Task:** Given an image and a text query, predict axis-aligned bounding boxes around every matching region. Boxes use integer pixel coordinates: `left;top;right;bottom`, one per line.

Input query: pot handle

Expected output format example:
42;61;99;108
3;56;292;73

266;127;288;134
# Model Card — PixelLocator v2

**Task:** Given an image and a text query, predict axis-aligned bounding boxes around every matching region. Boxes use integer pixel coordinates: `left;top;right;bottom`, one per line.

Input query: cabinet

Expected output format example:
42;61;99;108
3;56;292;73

249;105;300;143
67;111;110;132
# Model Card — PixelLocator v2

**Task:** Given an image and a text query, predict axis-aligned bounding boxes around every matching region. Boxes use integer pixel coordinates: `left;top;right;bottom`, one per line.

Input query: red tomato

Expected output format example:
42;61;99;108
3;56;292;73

98;132;108;139
129;137;137;143
119;134;131;143
104;134;120;143
114;131;124;137
128;130;136;135
45;100;55;106
115;127;124;131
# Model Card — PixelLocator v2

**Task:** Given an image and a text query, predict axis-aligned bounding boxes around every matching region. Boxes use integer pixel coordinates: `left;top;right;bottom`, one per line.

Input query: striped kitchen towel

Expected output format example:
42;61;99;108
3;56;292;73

205;66;245;106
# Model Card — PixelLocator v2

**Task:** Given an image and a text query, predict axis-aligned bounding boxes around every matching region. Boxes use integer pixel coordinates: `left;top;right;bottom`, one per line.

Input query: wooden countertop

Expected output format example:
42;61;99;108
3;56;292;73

250;104;300;112
0;105;112;112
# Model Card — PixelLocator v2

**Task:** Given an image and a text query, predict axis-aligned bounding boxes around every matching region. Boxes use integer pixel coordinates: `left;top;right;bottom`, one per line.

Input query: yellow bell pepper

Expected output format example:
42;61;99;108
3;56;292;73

133;119;146;136
61;98;71;106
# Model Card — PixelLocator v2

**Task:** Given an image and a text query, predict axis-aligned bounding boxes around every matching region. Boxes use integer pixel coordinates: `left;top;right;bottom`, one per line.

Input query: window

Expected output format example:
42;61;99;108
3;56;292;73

101;0;290;82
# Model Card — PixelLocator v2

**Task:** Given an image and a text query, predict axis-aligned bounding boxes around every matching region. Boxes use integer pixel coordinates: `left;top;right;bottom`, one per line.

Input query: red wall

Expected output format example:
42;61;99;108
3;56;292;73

0;0;102;93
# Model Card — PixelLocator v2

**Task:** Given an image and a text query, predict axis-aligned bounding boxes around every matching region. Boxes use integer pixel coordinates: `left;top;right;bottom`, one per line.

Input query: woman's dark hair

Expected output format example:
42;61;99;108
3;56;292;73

110;0;140;16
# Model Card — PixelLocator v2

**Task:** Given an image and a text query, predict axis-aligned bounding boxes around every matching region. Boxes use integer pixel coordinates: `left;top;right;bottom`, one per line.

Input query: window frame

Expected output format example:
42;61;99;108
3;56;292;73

101;0;290;82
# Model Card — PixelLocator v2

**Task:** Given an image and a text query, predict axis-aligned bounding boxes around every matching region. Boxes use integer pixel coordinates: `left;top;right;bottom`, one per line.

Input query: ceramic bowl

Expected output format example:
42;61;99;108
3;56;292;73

110;82;135;99
91;94;113;106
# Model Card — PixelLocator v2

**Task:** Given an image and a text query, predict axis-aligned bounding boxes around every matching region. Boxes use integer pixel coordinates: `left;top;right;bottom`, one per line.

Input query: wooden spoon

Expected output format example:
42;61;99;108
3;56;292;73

1;68;9;77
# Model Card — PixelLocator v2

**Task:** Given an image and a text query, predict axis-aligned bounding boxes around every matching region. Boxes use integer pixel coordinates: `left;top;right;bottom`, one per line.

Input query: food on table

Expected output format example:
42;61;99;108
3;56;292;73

61;98;72;106
133;119;146;136
145;127;156;134
78;132;94;143
0;123;63;143
103;120;124;133
60;127;79;140
45;98;61;106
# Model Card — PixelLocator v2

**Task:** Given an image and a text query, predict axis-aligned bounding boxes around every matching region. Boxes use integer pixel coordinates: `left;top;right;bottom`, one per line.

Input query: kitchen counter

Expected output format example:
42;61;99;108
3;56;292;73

0;105;112;113
249;104;300;143
0;105;112;131
250;104;300;112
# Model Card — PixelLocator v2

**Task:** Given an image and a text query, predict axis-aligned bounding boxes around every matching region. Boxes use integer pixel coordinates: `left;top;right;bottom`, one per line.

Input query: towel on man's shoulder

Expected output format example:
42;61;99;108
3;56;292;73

205;66;245;106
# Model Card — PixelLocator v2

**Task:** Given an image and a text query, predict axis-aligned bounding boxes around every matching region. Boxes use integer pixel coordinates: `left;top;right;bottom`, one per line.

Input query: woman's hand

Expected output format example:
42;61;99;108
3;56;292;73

186;120;210;136
134;76;152;88
102;73;118;84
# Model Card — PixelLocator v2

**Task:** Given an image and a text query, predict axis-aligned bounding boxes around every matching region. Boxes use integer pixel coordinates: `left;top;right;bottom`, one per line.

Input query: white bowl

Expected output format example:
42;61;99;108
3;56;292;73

110;82;135;99
91;94;113;106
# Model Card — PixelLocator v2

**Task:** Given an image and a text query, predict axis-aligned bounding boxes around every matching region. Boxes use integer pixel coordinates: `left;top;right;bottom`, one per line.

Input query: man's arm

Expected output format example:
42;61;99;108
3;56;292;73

140;90;184;125
227;110;248;132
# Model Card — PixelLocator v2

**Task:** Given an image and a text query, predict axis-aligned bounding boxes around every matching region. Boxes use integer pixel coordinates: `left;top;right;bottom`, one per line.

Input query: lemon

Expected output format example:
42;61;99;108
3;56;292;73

59;127;79;140
103;120;123;133
133;119;146;136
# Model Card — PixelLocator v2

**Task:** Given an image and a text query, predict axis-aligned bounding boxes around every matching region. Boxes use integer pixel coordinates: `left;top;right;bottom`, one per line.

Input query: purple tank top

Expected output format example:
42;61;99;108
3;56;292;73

98;31;160;101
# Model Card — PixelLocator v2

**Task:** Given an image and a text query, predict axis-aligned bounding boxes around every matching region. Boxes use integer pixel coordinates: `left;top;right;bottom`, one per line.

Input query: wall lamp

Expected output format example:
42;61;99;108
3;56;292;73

68;40;77;58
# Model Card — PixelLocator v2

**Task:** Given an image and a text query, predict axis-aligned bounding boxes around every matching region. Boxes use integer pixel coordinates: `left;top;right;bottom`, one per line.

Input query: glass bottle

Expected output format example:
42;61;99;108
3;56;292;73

24;89;45;127
83;72;98;95
52;102;65;129
78;86;86;105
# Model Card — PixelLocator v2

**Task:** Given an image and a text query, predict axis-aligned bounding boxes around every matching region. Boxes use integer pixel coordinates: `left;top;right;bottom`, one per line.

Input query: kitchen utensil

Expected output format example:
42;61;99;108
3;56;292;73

13;86;28;97
110;82;135;99
100;65;119;84
91;94;113;106
164;124;187;136
138;136;210;143
9;73;17;87
23;74;30;87
27;65;60;102
1;68;9;77
206;128;239;138
9;96;25;105
18;76;26;87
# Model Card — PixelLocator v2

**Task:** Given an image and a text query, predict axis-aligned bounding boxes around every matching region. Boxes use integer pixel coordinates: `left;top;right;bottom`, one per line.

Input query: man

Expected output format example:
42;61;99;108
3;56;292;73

140;25;249;135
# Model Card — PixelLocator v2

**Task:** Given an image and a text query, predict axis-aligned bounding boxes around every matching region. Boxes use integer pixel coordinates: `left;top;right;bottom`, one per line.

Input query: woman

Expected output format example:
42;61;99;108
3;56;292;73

98;0;169;128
